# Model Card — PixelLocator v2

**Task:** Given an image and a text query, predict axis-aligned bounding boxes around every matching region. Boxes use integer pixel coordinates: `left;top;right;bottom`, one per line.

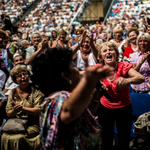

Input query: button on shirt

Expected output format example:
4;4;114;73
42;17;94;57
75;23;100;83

130;51;150;92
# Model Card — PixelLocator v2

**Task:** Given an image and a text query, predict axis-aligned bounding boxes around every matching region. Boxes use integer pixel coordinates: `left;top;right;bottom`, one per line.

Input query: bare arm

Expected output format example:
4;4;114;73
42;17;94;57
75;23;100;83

116;68;145;87
60;66;113;124
26;48;43;65
71;43;79;60
22;107;40;116
52;41;57;48
6;43;13;59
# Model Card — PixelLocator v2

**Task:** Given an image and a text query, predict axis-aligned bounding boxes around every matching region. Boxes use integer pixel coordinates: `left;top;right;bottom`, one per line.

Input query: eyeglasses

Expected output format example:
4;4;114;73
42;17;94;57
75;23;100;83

15;58;23;62
77;33;82;35
16;72;28;79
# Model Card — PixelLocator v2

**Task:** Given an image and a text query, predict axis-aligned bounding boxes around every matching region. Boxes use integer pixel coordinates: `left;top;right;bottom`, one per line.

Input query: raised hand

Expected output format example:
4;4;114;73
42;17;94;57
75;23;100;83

6;43;11;50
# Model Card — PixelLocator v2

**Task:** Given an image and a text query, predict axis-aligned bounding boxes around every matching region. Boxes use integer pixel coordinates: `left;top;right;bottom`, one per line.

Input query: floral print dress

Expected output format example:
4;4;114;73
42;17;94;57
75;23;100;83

40;91;103;150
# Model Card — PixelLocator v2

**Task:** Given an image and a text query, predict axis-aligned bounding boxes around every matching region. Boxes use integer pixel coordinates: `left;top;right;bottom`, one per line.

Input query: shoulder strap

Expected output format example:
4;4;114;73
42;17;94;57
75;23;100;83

30;87;34;107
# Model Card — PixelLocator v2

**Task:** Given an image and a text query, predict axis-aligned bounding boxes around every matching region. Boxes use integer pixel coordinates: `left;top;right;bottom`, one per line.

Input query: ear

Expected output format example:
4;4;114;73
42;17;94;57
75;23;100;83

61;72;70;82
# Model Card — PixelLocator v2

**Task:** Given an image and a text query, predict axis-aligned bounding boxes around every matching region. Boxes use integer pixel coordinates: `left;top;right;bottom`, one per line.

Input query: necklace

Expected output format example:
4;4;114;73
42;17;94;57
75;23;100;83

81;50;90;56
106;62;118;83
115;38;122;43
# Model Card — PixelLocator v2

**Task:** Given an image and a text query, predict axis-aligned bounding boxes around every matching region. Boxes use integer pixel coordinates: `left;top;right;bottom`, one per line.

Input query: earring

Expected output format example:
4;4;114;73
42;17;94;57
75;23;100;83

69;80;72;85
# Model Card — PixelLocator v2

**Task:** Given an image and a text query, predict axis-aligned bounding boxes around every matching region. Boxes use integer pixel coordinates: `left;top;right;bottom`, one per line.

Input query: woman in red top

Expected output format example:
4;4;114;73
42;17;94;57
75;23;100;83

123;28;139;62
97;41;144;150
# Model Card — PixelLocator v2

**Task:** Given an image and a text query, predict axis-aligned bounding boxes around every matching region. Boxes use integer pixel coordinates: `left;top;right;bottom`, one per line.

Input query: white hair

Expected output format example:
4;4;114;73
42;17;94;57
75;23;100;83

31;31;42;41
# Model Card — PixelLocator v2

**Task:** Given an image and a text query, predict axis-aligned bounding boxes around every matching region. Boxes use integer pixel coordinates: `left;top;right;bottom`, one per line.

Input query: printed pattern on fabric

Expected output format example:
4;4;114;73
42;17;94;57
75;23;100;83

40;91;103;150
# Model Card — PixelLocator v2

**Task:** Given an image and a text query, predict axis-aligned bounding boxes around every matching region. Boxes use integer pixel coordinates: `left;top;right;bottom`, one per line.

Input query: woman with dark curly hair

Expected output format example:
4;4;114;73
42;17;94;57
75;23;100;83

31;47;113;150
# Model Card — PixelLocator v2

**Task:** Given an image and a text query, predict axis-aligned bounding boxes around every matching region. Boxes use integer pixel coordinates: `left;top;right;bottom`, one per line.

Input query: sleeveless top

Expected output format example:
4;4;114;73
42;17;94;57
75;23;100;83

75;50;96;71
110;39;126;62
56;40;70;49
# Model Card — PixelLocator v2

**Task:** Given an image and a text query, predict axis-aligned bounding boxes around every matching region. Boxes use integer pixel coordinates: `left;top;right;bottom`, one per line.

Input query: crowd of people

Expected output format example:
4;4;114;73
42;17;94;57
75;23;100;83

0;0;150;150
0;0;36;27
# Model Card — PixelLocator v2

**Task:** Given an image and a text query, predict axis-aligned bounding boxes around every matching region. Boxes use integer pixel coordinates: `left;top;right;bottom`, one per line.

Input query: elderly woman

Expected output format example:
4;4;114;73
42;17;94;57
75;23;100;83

123;28;139;61
52;29;71;48
71;31;98;71
31;47;113;149
97;42;144;150
0;29;13;79
1;65;44;150
130;33;150;93
110;27;127;62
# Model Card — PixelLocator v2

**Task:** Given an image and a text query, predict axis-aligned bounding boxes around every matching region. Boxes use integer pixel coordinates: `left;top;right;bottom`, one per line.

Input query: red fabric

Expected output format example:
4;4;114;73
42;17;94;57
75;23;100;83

123;46;134;58
100;62;133;109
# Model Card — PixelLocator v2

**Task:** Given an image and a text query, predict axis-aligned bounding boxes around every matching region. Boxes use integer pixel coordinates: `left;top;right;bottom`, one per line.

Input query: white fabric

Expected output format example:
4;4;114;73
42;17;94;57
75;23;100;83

0;69;6;89
76;50;96;71
110;39;126;62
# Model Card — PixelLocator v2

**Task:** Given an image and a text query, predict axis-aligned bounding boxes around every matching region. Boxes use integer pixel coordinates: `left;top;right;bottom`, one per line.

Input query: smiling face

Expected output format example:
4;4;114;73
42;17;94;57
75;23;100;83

138;36;150;53
32;33;41;47
59;33;66;41
101;45;117;65
81;37;91;53
129;31;138;44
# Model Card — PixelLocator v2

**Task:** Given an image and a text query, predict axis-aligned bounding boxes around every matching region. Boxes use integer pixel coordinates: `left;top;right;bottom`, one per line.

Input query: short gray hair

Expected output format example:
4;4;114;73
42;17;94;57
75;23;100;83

31;31;42;41
21;40;29;46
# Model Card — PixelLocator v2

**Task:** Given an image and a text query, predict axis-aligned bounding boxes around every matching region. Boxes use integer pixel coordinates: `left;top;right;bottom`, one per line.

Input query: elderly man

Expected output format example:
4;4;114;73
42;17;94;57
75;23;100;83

25;31;42;63
3;54;24;96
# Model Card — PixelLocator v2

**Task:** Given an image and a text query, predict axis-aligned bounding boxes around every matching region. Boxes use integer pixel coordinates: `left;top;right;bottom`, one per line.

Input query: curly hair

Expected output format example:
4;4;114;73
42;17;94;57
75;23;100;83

10;65;31;84
75;28;84;35
31;48;72;96
98;42;119;64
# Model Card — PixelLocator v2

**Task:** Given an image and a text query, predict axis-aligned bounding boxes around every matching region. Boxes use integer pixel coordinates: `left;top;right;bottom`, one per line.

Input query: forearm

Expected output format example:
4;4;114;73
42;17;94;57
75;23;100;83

7;49;13;59
127;75;145;85
62;77;97;123
90;43;98;60
26;48;43;65
7;109;17;118
71;43;79;60
22;107;40;116
134;61;144;71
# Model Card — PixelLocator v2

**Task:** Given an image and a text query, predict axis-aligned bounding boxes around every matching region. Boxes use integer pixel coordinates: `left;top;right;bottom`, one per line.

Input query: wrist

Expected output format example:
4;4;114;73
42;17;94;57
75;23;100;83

127;78;132;85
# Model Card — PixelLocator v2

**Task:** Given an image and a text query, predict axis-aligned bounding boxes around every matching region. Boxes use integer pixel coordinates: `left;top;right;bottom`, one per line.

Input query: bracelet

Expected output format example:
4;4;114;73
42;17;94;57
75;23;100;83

92;98;99;103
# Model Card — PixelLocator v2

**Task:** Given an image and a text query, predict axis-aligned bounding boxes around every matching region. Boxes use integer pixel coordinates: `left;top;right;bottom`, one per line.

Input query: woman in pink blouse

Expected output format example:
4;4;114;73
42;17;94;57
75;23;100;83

130;33;150;93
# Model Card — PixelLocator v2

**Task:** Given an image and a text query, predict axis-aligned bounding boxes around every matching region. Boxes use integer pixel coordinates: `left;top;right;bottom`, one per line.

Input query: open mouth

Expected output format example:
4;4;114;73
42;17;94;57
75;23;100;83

107;55;112;59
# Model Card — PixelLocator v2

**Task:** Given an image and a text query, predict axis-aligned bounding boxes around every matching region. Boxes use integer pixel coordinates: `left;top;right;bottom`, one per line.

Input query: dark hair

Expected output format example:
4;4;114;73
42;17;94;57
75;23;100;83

31;48;72;96
132;23;138;28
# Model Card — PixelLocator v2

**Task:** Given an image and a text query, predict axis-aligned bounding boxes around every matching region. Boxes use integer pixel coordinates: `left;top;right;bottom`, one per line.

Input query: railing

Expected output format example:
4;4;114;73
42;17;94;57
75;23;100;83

68;0;88;27
103;0;117;24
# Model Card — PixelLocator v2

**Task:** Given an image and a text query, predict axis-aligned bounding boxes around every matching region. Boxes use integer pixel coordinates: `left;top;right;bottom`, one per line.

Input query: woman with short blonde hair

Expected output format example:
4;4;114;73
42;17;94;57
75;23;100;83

110;27;126;62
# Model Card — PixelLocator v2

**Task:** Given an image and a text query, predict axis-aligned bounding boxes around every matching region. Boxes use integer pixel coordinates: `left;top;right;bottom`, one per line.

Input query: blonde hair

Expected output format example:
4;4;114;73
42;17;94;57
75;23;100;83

10;65;31;84
98;42;119;64
113;26;123;37
58;29;67;36
137;33;150;51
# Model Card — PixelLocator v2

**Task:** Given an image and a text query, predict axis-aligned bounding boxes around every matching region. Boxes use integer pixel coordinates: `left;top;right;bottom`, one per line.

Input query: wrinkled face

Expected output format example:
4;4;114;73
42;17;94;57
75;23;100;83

32;33;41;46
16;71;30;86
81;37;91;53
101;45;117;65
13;56;24;66
129;31;137;44
115;31;122;40
138;37;150;53
59;33;66;41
